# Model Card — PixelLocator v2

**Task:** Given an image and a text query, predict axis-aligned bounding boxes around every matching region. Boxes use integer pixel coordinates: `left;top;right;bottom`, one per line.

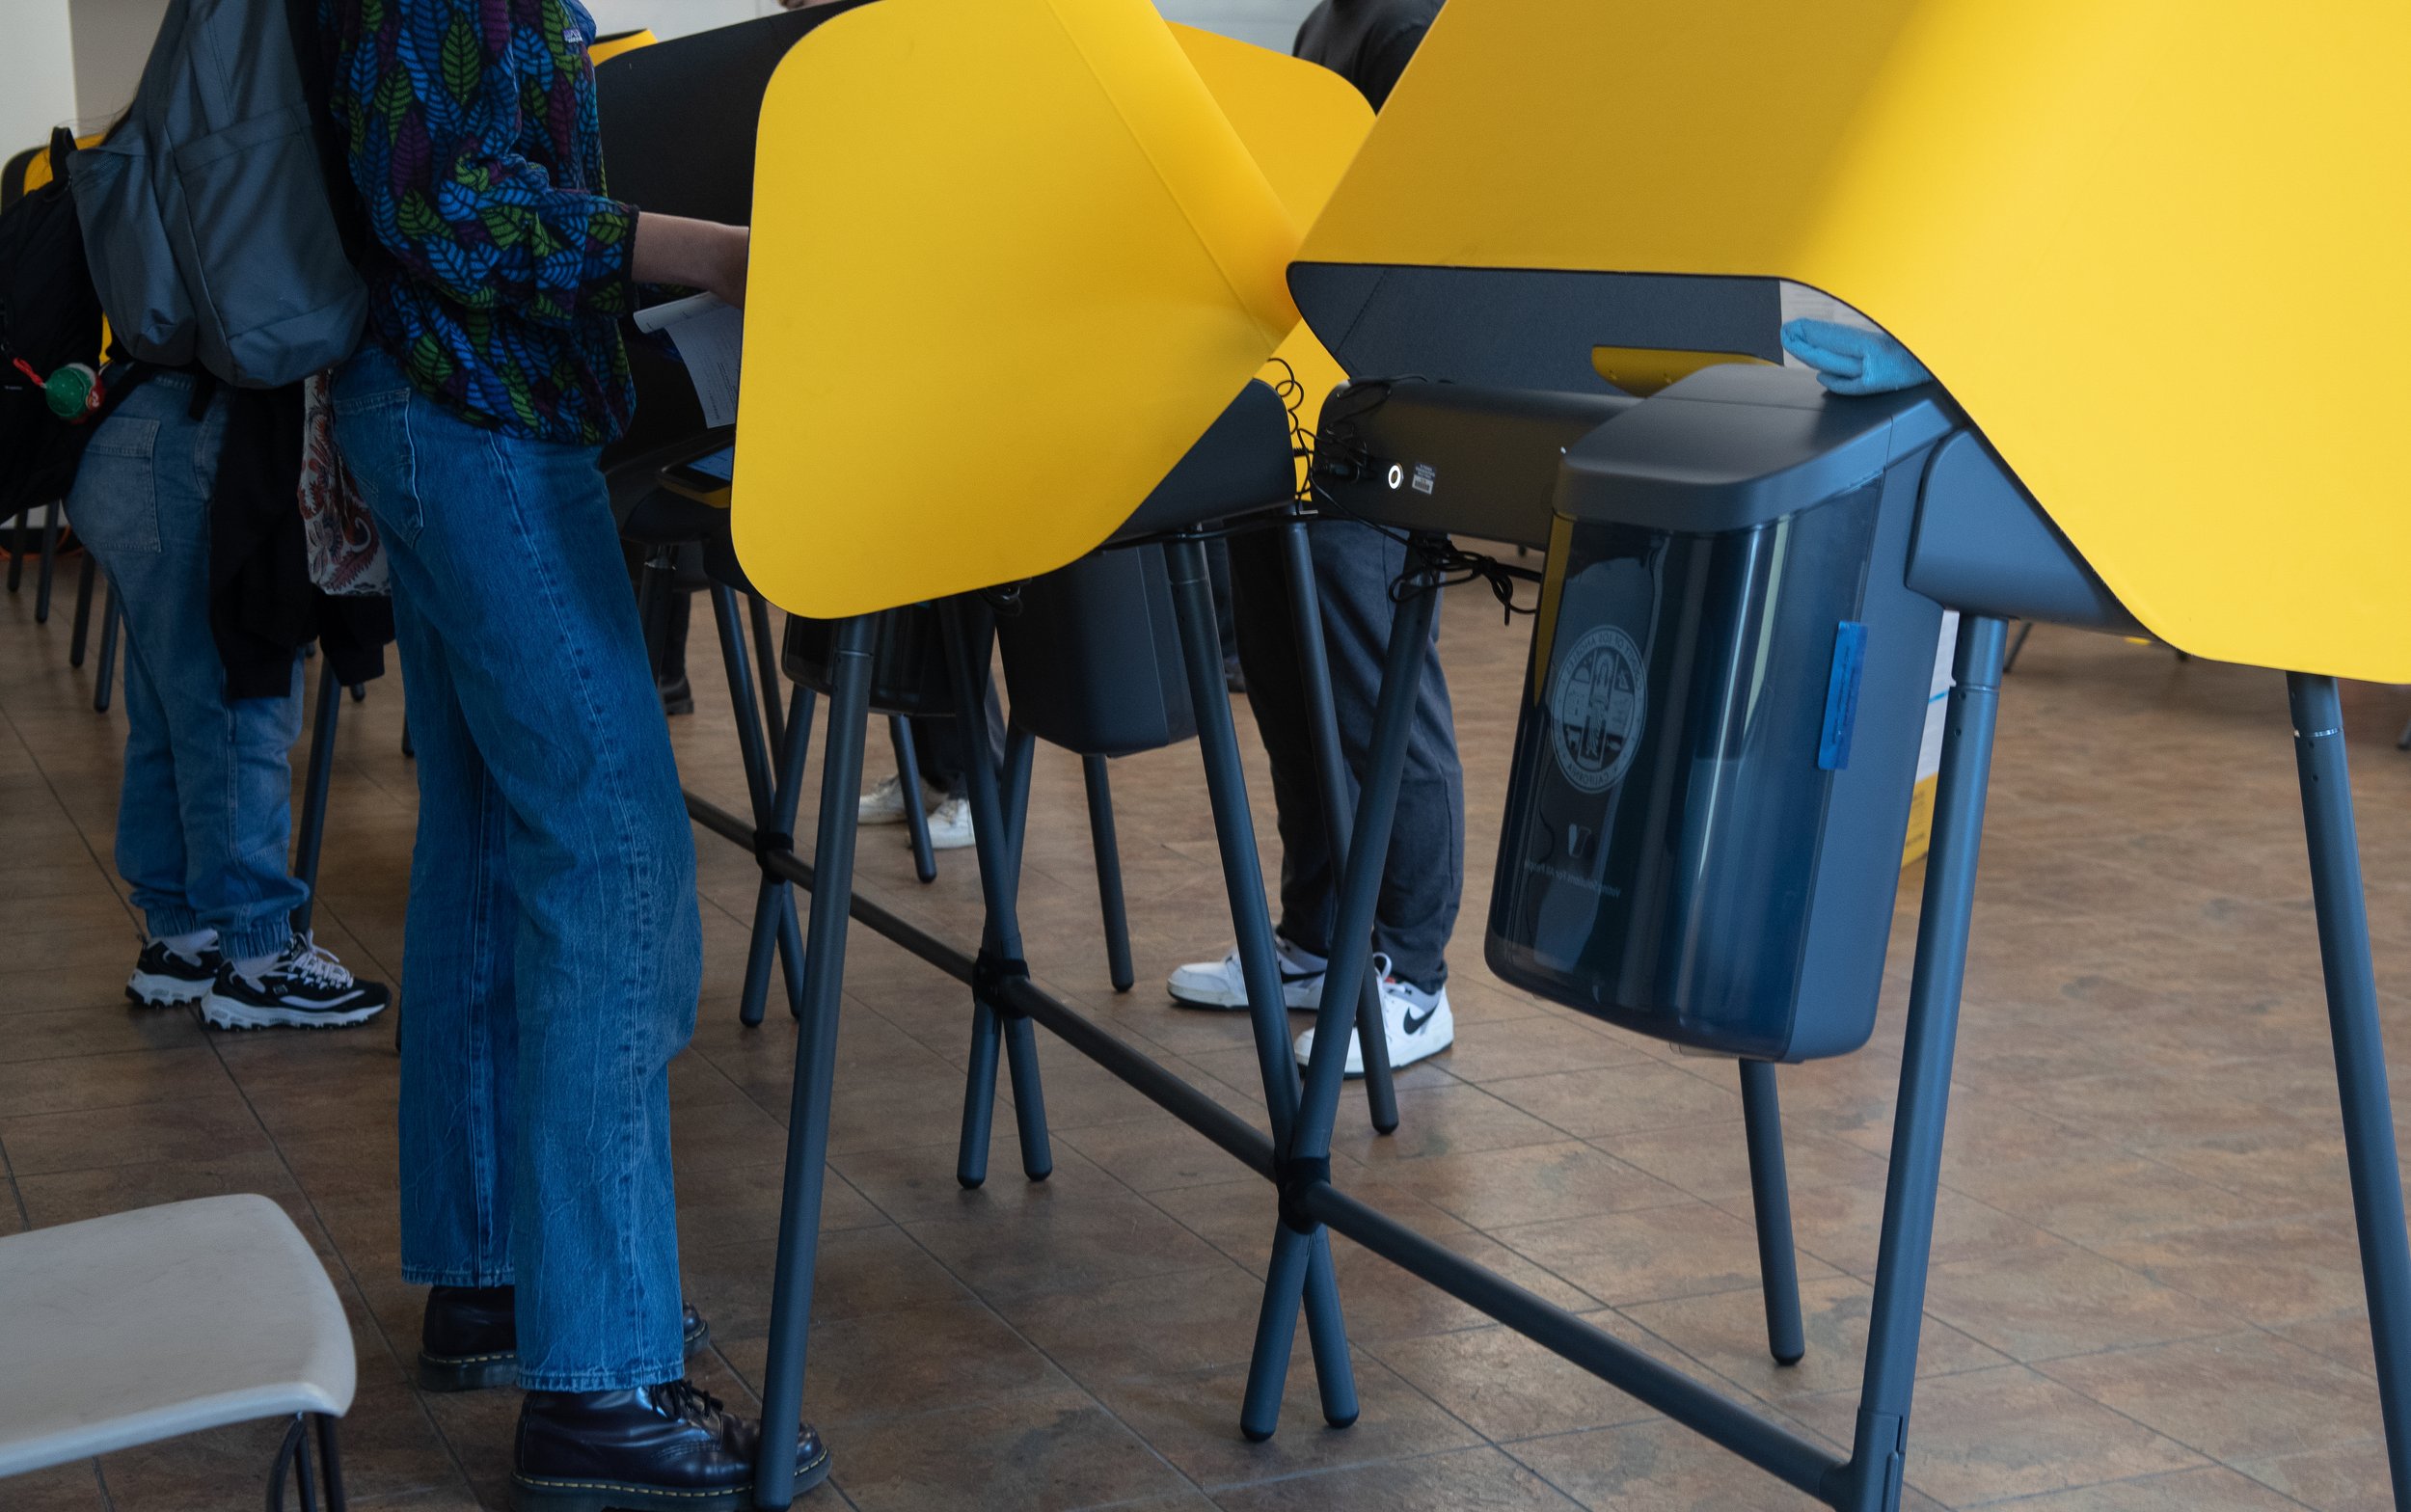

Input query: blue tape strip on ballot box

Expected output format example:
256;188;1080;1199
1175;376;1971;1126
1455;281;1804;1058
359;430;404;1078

1818;621;1867;770
686;446;735;481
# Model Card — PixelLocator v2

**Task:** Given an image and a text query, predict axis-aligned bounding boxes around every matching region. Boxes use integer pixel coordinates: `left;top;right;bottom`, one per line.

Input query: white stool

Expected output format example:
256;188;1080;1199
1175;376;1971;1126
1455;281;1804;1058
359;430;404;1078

0;1194;357;1509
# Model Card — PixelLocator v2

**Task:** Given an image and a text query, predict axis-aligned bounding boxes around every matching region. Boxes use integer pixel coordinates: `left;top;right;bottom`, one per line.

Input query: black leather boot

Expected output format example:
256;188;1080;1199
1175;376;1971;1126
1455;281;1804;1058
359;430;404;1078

419;1286;711;1391
511;1380;829;1511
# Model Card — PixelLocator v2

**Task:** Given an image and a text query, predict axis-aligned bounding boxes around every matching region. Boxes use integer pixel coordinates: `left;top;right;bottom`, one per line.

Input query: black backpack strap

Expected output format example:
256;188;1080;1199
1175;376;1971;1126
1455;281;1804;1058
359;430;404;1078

283;0;366;267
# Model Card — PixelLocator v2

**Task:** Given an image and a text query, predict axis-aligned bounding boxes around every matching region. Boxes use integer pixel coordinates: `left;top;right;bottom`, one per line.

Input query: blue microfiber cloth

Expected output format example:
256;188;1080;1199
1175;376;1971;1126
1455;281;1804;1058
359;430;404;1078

1779;318;1933;395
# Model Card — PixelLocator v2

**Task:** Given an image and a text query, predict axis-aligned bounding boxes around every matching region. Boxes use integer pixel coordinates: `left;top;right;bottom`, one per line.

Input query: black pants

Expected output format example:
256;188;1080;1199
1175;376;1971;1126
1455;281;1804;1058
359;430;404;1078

1227;521;1464;989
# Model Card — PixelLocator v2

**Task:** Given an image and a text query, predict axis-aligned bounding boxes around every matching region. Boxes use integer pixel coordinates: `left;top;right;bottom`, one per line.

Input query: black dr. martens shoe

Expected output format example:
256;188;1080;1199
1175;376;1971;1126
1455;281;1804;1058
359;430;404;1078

510;1379;829;1511
418;1286;710;1392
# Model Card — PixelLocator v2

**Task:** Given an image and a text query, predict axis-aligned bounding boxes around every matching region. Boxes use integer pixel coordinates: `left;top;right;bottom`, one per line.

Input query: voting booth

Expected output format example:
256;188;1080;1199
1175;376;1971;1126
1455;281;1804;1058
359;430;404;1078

704;0;2411;1507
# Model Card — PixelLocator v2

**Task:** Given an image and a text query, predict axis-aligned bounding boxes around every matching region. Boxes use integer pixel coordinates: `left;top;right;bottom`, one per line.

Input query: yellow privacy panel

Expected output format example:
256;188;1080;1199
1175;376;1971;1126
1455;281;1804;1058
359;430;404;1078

588;29;658;65
735;0;1301;619
1168;23;1370;467
1298;0;2411;682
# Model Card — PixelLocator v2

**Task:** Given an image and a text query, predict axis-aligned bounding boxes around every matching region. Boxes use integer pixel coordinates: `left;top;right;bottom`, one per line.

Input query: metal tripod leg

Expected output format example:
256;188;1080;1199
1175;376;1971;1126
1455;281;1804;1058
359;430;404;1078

748;682;818;1022
1828;615;2007;1512
2288;673;2411;1509
713;585;804;1028
752;613;875;1512
1279;510;1398;1134
1168;534;1360;1438
291;656;342;937
1739;1059;1805;1366
93;588;120;712
891;716;938;883
944;600;1052;1188
34;502;60;622
69;552;96;665
1081;754;1135;992
748;594;786;749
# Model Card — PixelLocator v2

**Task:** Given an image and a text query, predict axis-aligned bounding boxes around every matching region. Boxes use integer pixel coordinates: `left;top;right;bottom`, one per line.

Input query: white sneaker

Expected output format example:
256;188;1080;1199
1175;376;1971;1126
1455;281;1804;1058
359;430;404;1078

860;773;943;825
1294;974;1454;1075
923;795;976;850
1167;936;1326;1012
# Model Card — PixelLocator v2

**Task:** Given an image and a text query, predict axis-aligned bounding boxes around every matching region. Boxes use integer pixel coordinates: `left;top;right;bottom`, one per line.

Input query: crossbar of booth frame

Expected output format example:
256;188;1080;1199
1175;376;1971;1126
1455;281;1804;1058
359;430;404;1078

679;767;1851;1504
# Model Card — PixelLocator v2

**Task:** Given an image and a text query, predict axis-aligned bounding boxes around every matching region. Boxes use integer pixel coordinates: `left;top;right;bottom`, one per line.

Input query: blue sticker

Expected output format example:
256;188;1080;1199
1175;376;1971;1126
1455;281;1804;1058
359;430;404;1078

1818;622;1867;770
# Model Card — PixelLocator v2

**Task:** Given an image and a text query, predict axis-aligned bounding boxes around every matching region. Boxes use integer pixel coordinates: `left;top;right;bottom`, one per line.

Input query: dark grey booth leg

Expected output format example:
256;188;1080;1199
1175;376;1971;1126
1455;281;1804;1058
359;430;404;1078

944;601;1054;1189
291;656;341;937
93;588;121;712
1081;754;1136;992
753;614;875;1512
1168;534;1360;1439
713;585;805;1027
1828;615;2006;1512
267;1414;347;1512
1738;1059;1805;1366
1278;510;1398;1134
69;551;96;665
2288;672;2411;1508
891;716;938;883
33;501;60;623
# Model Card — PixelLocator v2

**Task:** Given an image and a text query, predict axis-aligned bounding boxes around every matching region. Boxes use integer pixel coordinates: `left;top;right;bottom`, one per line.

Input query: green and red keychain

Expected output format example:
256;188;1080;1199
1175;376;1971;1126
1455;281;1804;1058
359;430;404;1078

10;356;104;421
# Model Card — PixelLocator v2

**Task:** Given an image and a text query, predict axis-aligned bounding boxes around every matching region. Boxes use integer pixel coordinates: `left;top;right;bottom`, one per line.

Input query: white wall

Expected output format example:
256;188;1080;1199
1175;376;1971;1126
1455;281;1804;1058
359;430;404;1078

67;0;174;129
0;0;82;155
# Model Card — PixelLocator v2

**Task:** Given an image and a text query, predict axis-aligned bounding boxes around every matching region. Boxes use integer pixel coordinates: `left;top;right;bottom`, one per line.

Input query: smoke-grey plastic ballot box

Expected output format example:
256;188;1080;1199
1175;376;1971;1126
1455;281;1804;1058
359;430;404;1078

1485;365;1954;1062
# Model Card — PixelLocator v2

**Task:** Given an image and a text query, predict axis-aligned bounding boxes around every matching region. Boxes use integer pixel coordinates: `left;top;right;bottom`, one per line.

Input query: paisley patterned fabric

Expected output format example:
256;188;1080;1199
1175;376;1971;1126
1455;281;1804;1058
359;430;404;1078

322;0;637;445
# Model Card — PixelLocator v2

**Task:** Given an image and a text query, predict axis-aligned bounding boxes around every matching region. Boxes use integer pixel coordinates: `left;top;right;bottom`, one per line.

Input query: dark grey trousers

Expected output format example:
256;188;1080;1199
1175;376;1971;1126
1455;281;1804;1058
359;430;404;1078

1227;520;1464;989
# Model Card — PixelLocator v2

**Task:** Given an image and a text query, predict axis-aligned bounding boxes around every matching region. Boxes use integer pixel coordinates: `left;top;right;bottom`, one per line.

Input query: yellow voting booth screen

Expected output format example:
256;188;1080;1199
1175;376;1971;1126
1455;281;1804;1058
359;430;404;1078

734;0;1310;621
1298;0;2411;683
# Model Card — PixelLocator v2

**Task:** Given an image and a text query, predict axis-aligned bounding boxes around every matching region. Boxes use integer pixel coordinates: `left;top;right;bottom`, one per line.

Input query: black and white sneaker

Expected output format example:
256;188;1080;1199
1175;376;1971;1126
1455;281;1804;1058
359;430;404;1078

200;934;391;1030
1167;935;1327;1012
127;939;223;1008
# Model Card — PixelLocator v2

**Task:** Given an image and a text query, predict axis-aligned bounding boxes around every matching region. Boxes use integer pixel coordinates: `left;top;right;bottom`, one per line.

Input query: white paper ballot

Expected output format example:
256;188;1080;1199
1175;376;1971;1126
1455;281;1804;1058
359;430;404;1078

635;292;744;427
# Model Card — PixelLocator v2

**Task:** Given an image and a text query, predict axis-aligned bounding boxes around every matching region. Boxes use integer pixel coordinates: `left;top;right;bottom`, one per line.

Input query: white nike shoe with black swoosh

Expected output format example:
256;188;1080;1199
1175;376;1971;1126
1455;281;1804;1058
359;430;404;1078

1294;974;1454;1075
1166;936;1327;1012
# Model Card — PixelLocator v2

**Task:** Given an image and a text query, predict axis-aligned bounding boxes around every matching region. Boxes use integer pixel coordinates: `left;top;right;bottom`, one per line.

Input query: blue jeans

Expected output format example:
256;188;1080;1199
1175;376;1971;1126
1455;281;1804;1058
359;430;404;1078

333;344;702;1391
67;373;308;961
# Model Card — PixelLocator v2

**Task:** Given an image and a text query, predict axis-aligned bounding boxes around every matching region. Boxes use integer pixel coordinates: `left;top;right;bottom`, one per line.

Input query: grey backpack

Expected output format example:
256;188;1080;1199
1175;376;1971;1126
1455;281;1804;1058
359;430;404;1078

69;0;366;389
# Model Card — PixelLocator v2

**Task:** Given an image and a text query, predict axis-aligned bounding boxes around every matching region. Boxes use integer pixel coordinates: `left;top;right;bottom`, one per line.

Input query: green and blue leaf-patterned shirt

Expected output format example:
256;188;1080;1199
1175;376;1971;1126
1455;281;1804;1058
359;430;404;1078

323;0;636;445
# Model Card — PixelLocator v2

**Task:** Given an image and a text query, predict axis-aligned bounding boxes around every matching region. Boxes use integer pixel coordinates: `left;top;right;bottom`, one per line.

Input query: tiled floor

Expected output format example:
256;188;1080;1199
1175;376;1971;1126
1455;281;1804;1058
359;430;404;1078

5;558;2410;1511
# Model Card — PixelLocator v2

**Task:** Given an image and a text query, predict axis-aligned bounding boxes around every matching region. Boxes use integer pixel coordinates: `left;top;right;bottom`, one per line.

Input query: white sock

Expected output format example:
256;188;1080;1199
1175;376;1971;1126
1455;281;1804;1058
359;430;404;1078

156;929;219;959
230;950;284;985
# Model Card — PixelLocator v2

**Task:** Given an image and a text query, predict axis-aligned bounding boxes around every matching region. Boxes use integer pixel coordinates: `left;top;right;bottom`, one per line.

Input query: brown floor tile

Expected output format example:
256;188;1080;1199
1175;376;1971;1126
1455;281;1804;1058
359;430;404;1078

1788;1365;2205;1505
1215;1445;1584;1511
0;1045;230;1118
1324;1080;1568;1165
1991;1466;2317;1511
1329;1226;1606;1343
1367;1314;1674;1442
2097;1214;2377;1329
1481;1062;1741;1142
682;1222;971;1340
1088;1353;1478;1491
1943;1148;2264;1249
1593;1121;1892;1207
1494;1202;1840;1310
1621;1274;2009;1402
2040;1331;2382;1464
1504;1418;1834;1511
0;1460;110;1510
1355;1140;1684;1230
2235;1435;2395;1512
828;1390;1192;1511
0;1087;272;1176
1435;1015;1661;1085
992;1260;1294;1382
1923;1236;2239;1361
904;1188;1229;1302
